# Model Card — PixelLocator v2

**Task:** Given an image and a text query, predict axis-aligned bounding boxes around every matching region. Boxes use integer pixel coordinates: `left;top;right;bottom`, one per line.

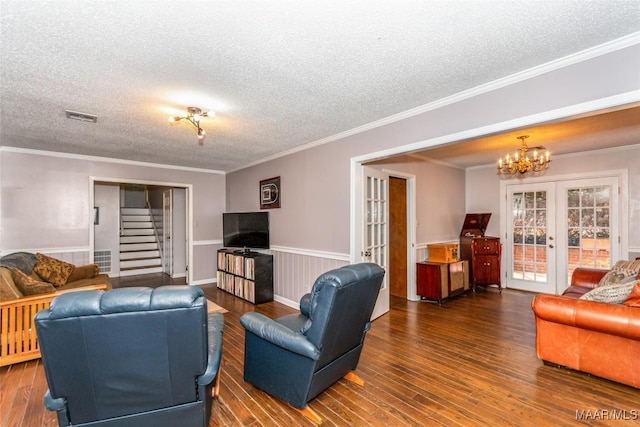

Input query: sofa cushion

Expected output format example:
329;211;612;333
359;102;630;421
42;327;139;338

1;267;22;299
57;274;112;292
561;285;593;299
33;253;75;287
11;268;56;296
624;282;640;307
598;259;640;287
67;264;99;282
580;280;637;304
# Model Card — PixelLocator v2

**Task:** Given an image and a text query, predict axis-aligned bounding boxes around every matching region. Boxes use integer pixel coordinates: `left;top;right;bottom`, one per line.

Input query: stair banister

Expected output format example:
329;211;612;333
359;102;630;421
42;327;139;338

146;199;164;265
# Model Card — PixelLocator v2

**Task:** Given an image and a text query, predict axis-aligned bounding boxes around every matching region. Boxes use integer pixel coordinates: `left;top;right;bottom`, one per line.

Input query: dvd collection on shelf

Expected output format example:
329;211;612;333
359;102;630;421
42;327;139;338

216;249;273;304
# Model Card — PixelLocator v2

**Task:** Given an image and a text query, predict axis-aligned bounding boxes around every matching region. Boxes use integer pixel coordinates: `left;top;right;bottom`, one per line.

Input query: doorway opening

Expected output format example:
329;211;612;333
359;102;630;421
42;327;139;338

90;178;192;284
353;164;416;319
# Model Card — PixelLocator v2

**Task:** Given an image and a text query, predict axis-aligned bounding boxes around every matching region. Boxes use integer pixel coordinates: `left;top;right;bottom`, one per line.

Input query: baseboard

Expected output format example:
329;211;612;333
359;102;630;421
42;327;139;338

191;278;216;286
274;295;300;310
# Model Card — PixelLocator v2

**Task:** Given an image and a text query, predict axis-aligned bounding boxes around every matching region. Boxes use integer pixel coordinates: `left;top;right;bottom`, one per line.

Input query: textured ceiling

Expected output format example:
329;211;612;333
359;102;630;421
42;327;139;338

1;1;639;172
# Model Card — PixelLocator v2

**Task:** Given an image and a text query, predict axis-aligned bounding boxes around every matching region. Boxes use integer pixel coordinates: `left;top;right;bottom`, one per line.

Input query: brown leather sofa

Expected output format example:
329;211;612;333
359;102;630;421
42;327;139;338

531;268;640;388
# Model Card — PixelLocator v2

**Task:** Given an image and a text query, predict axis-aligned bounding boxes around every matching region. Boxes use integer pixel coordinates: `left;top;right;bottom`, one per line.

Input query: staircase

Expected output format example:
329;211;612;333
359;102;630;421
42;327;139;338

120;207;163;276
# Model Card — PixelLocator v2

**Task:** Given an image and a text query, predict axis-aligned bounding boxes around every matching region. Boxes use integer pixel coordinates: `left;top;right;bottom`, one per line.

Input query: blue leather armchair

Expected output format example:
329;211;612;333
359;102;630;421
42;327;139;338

34;286;223;427
240;263;384;420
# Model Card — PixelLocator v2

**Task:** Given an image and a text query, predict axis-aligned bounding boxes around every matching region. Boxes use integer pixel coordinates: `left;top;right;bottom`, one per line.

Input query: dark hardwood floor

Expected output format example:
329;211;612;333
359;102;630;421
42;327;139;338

2;274;638;426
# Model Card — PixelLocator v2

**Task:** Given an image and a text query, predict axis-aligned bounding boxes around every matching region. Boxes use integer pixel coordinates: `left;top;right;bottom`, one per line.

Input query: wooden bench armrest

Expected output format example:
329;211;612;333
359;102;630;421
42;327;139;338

0;283;108;309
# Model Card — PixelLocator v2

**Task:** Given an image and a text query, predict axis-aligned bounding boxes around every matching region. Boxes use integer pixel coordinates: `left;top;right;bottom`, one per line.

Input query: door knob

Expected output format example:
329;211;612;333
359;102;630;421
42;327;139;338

549;244;554;248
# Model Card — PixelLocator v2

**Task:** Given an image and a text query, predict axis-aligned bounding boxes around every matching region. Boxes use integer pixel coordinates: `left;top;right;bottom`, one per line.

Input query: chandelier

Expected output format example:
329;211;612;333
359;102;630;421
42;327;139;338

168;107;214;144
498;135;551;175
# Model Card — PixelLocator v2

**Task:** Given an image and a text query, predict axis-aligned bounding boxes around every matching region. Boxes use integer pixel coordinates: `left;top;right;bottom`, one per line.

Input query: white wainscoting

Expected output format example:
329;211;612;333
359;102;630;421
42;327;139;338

200;244;350;307
0;247;91;265
268;246;350;309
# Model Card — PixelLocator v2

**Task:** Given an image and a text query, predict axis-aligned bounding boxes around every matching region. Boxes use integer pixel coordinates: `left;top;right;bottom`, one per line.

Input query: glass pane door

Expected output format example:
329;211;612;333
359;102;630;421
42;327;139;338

506;183;556;294
362;166;389;319
505;176;619;294
561;178;618;284
366;174;387;268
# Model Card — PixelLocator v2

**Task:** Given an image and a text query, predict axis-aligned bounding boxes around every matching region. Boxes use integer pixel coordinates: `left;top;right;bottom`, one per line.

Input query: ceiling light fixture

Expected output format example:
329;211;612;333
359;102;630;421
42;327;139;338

168;107;214;145
498;135;551;176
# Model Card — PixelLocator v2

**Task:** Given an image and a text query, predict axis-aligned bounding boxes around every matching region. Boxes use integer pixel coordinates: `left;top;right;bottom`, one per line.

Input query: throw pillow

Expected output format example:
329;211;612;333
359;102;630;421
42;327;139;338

67;264;99;282
580;280;637;304
623;282;640;307
1;268;22;299
11;268;56;296
598;260;640;287
32;253;75;287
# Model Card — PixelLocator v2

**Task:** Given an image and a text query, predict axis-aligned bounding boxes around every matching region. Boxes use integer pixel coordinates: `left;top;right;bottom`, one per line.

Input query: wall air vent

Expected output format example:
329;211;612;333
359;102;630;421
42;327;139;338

65;110;98;123
94;250;112;273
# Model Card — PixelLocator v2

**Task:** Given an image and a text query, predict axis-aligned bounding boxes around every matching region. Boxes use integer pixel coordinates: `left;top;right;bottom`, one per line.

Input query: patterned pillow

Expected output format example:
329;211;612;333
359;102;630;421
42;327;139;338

624;282;640;307
598;260;640;287
32;253;75;287
580;280;637;304
11;268;56;295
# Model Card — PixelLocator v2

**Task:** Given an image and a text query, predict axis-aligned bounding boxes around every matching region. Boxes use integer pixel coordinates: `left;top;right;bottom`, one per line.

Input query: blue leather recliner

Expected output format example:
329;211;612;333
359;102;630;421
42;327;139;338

34;286;223;427
239;263;384;417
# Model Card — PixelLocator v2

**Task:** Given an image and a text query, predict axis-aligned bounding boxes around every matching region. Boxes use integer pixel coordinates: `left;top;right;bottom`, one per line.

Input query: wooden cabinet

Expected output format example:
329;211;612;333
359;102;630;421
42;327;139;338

459;213;492;285
216;249;273;304
416;260;469;304
471;237;502;292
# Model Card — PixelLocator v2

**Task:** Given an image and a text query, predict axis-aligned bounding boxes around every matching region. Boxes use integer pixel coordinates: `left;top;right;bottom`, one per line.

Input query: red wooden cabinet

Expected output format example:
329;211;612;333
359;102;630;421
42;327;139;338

471;237;502;292
416;260;469;304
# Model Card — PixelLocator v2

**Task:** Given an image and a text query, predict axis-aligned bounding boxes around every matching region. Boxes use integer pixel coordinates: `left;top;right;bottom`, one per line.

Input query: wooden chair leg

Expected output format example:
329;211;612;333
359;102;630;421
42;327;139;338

211;368;222;398
291;372;363;424
296;405;322;424
343;371;365;386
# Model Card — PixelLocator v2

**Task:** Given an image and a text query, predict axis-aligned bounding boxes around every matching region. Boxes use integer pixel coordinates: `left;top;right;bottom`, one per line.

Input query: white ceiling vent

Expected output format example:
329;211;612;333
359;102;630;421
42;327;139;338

65;110;98;123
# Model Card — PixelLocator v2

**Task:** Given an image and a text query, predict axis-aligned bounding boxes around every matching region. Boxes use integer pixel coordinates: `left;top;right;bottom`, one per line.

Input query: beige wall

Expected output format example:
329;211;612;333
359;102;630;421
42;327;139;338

366;155;466;246
227;43;639;256
226;43;639;302
1;42;637;301
0;149;226;282
226;143;356;254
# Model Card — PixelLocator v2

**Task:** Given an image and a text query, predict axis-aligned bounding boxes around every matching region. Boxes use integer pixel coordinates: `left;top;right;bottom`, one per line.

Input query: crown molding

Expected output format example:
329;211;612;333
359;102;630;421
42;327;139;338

0;146;226;175
229;32;640;173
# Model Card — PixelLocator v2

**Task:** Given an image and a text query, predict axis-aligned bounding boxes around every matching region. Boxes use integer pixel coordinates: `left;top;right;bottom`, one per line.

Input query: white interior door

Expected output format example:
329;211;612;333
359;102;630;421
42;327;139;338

163;190;173;276
362;166;389;319
506;183;556;294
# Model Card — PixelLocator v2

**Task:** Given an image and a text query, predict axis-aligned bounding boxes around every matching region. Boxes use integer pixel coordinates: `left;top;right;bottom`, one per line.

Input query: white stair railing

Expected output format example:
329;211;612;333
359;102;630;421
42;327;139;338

145;200;164;265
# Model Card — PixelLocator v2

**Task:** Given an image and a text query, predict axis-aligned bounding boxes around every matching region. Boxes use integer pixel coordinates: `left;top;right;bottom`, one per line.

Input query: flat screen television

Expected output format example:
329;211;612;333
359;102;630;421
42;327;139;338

223;212;270;252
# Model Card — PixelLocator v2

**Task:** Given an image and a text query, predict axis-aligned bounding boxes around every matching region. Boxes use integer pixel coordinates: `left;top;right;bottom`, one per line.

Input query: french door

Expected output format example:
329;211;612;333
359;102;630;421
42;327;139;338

506;183;556;294
505;177;619;294
556;177;619;286
362;166;389;319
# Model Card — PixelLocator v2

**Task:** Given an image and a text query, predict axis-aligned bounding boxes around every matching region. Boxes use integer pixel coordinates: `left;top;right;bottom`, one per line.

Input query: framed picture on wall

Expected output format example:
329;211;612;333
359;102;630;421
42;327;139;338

260;176;280;209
